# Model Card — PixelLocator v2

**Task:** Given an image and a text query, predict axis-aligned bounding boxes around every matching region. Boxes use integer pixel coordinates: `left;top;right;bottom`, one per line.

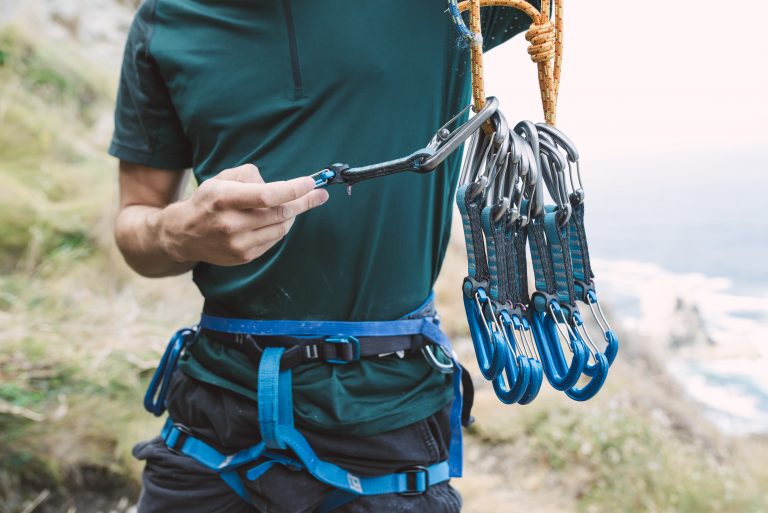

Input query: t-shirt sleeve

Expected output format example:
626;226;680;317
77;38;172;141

481;1;541;52
108;2;193;170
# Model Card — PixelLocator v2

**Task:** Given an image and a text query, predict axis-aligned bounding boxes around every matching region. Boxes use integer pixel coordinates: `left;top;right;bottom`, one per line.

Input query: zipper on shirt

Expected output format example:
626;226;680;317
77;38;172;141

281;0;303;99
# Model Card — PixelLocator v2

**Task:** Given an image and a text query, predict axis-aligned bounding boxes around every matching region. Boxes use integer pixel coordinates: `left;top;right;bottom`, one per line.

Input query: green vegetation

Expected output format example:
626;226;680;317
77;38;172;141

0;27;159;509
1;23;767;513
0;28;111;273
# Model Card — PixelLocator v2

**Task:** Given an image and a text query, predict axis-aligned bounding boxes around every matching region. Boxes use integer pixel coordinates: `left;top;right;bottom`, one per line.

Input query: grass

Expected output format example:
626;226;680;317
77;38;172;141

0;25;178;509
0;28;112;273
458;353;768;513
2;23;768;513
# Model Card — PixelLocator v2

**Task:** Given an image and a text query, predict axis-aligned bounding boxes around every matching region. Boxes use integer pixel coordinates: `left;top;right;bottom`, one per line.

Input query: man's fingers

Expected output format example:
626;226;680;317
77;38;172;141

237;219;295;252
226;176;318;209
249;189;329;226
214;163;265;184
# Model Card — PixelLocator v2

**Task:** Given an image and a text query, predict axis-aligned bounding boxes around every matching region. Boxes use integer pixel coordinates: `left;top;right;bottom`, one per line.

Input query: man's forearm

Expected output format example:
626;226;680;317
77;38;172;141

115;203;196;278
115;162;326;277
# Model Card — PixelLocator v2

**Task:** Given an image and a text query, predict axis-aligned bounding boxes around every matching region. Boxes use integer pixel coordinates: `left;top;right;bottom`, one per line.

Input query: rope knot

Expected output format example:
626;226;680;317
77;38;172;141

525;19;556;64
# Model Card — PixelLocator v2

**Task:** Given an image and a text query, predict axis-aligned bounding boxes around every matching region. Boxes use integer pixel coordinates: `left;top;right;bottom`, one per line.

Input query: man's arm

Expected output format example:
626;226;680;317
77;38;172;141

114;161;329;278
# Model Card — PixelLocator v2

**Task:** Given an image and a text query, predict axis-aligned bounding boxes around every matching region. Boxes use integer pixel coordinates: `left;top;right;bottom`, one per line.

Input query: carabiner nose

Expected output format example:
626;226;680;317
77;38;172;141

463;282;506;381
492;352;531;405
565;352;609;402
530;298;589;392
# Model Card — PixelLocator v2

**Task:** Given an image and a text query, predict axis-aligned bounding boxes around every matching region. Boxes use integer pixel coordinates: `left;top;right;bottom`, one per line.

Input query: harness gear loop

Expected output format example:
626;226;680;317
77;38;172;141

453;0;564;125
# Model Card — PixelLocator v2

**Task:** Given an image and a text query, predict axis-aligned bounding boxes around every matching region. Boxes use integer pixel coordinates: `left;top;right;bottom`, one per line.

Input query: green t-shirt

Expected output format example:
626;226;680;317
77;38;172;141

110;0;533;436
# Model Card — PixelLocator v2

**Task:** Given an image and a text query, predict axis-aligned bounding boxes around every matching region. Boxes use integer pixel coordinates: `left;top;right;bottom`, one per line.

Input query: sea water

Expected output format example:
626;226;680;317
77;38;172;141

584;148;768;435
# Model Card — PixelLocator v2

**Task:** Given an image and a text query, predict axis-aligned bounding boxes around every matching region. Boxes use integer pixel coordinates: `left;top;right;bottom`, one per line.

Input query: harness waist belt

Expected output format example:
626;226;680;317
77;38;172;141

200;329;429;368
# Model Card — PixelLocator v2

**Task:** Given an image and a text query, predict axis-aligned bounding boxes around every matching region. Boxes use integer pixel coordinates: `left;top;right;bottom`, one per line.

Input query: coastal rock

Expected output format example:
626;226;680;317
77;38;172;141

668;297;715;351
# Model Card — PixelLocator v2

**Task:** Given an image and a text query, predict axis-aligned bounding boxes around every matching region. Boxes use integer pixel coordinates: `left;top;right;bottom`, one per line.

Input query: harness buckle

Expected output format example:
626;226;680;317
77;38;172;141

166;423;192;456
324;336;361;364
397;465;430;496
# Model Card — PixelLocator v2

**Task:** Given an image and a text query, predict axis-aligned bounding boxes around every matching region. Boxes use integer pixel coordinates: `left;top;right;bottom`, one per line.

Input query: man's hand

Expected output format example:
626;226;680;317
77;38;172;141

158;164;327;266
115;162;329;277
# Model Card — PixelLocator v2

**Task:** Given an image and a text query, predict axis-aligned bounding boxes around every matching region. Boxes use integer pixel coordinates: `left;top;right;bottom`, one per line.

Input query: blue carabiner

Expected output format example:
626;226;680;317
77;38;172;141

463;283;506;381
492;308;532;404
518;357;543;405
497;307;543;404
542;309;609;400
512;310;544;405
144;327;197;417
530;296;588;391
565;351;609;402
492;350;531;405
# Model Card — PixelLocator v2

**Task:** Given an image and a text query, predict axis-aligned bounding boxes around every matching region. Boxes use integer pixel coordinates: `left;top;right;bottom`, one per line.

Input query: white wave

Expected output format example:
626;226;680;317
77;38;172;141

594;258;768;434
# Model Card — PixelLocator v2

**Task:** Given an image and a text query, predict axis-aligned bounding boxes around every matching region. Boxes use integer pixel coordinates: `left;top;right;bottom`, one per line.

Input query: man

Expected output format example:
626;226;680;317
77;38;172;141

111;1;533;511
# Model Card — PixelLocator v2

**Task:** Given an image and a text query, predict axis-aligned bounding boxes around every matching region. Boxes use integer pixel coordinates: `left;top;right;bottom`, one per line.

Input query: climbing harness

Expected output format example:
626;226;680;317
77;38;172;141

144;295;471;512
141;0;620;509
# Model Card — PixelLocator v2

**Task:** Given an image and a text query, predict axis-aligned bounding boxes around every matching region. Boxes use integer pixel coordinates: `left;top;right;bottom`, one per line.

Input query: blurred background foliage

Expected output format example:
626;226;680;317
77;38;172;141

0;10;767;513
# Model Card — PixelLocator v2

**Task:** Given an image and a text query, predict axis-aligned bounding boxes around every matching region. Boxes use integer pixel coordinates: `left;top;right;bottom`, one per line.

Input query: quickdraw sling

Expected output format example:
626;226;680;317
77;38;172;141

450;0;621;404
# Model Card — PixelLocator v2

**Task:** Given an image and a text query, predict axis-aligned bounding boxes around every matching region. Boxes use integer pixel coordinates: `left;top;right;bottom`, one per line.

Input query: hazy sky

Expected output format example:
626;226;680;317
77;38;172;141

484;0;768;161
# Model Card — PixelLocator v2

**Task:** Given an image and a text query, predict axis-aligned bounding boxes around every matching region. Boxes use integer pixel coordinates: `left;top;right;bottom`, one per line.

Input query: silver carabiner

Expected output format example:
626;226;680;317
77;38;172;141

421;344;455;374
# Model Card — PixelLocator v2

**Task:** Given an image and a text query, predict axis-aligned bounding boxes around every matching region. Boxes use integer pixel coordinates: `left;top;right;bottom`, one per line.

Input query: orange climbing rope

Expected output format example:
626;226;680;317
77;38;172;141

467;0;486;111
456;0;563;125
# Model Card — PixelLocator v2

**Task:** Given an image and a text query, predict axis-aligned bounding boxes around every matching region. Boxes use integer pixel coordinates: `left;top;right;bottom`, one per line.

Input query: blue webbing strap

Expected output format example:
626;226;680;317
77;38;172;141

569;202;593;285
259;349;453;495
543;208;577;307
161;419;258;503
199;315;447;340
527;216;558;307
258;347;288;449
457;184;490;282
512;224;530;303
481;206;509;303
446;0;476;45
503;221;522;304
448;363;464;477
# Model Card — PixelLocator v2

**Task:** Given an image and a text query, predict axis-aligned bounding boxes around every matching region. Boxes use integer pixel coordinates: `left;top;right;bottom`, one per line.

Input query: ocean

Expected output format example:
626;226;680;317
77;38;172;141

582;148;768;435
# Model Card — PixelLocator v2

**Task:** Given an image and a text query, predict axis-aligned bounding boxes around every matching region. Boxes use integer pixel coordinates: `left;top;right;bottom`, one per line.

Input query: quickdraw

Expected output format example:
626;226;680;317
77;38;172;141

311;99;498;190
449;0;619;404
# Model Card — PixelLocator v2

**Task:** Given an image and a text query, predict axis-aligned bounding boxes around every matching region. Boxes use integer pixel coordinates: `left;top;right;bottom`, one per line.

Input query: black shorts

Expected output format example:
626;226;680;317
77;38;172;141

134;371;462;513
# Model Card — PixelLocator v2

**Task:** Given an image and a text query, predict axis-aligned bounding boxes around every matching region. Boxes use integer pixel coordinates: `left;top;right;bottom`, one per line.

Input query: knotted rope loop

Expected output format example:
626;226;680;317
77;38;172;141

452;0;563;126
525;18;555;64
